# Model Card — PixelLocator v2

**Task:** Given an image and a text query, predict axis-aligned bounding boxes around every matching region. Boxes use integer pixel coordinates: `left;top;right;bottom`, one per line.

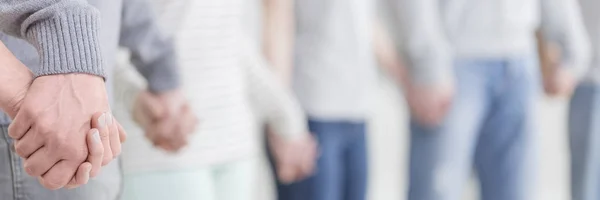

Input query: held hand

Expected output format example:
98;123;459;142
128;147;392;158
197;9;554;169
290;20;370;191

8;74;122;190
133;90;197;153
268;130;318;183
540;43;576;97
543;67;575;97
405;82;454;127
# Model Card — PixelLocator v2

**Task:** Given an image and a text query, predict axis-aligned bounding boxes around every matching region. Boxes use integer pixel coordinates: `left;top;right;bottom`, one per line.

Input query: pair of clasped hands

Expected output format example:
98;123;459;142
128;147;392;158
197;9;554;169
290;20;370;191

1;49;196;191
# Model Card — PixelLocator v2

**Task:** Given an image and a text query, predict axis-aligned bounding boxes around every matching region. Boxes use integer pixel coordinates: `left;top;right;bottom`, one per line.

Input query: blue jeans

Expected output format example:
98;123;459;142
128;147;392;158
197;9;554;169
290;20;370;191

569;81;600;200
266;120;368;200
409;57;538;200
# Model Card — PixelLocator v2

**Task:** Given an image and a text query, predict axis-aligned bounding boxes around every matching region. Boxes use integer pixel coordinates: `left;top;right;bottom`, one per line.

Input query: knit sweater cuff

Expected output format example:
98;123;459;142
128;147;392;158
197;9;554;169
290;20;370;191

26;9;104;78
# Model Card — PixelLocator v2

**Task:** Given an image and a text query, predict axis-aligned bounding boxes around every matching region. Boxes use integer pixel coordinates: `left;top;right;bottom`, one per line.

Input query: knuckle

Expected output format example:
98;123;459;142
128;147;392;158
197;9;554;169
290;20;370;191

36;119;55;134
99;130;109;140
55;140;87;161
23;164;37;176
14;143;27;157
44;177;67;190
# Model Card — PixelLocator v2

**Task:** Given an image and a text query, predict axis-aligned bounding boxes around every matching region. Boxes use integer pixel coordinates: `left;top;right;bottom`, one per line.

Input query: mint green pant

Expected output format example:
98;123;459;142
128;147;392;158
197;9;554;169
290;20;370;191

121;157;257;200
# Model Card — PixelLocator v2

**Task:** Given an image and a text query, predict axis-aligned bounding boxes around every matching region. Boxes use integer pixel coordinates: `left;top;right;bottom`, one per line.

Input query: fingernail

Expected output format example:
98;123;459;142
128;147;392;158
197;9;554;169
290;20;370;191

92;129;101;143
98;113;106;128
106;113;113;126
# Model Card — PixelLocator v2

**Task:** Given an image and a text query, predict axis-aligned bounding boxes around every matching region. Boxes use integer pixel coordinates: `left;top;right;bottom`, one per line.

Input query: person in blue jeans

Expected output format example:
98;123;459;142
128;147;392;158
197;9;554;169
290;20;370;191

263;0;408;199
399;0;590;199
545;0;600;199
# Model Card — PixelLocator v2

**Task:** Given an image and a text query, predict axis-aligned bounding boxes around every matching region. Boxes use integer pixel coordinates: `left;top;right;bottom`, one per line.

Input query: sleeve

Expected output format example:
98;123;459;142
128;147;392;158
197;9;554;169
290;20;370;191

398;0;454;85
540;0;592;79
119;0;180;92
112;51;145;115
0;0;104;78
240;37;309;141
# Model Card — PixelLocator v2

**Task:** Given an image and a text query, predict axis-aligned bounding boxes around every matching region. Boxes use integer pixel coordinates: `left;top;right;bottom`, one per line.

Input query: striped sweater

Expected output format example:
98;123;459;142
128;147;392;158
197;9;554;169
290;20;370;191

113;0;308;174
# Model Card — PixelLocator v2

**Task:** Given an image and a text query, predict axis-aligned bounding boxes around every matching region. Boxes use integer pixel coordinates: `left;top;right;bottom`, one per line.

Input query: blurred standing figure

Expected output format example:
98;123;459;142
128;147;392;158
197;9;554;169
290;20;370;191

550;0;600;199
398;0;590;199
264;0;407;200
114;0;317;200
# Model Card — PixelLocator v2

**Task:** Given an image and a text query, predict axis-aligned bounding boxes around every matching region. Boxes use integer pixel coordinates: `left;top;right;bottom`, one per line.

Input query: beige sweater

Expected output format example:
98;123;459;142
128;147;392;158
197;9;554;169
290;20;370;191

113;0;307;174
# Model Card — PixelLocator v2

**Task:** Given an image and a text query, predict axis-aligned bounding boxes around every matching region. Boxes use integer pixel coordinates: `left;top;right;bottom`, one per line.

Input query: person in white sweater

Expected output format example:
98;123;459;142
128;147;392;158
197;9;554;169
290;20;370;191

396;0;590;199
112;0;317;200
262;0;408;200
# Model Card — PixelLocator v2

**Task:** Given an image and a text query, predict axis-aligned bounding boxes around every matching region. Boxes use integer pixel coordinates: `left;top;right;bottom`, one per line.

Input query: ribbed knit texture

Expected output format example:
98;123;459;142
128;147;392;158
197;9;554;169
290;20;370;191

26;9;104;78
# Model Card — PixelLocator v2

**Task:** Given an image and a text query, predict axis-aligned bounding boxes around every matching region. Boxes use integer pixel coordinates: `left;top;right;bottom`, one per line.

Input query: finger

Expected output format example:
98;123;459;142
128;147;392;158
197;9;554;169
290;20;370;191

39;160;78;190
23;147;59;177
14;127;44;158
106;113;121;157
7;111;32;140
179;109;198;135
277;165;297;184
117;122;127;143
65;162;92;189
91;112;112;166
300;138;318;175
86;129;103;178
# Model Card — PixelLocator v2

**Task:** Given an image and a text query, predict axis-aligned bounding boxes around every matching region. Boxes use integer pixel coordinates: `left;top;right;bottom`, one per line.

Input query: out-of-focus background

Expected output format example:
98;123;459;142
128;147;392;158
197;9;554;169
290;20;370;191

241;1;571;199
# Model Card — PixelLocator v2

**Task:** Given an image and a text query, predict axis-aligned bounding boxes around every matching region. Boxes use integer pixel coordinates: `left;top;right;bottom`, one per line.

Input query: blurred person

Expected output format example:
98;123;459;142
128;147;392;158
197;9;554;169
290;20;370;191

539;0;600;199
263;0;408;200
0;0;185;199
398;0;590;199
113;0;317;200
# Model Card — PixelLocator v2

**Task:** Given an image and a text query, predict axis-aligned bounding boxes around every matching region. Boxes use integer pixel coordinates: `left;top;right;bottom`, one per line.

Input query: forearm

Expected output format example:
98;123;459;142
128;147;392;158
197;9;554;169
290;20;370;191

401;0;454;86
262;0;294;85
0;0;104;78
120;0;180;93
540;0;591;78
244;38;307;140
373;19;409;89
0;42;33;118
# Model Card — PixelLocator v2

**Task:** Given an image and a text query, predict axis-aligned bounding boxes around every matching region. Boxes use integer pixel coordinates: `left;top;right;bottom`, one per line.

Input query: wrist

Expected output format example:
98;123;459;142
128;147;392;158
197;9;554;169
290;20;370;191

0;43;34;118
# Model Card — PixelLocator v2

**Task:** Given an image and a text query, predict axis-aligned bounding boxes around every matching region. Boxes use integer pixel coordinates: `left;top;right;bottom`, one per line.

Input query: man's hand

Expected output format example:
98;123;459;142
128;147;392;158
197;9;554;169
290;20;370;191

540;43;576;97
267;130;317;183
405;83;454;127
8;74;124;190
133;90;197;153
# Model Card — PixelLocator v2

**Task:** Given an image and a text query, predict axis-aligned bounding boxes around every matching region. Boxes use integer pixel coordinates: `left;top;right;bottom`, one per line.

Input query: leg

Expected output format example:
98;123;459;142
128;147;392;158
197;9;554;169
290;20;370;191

214;157;258;200
0;126;15;199
343;122;368;200
121;168;216;200
569;81;600;200
474;58;538;200
408;61;489;200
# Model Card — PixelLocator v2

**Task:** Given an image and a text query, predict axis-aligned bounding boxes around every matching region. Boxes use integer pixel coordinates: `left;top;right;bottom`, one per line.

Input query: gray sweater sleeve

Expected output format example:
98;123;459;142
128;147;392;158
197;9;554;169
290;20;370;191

0;0;104;77
398;0;454;85
541;0;592;79
119;0;180;92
